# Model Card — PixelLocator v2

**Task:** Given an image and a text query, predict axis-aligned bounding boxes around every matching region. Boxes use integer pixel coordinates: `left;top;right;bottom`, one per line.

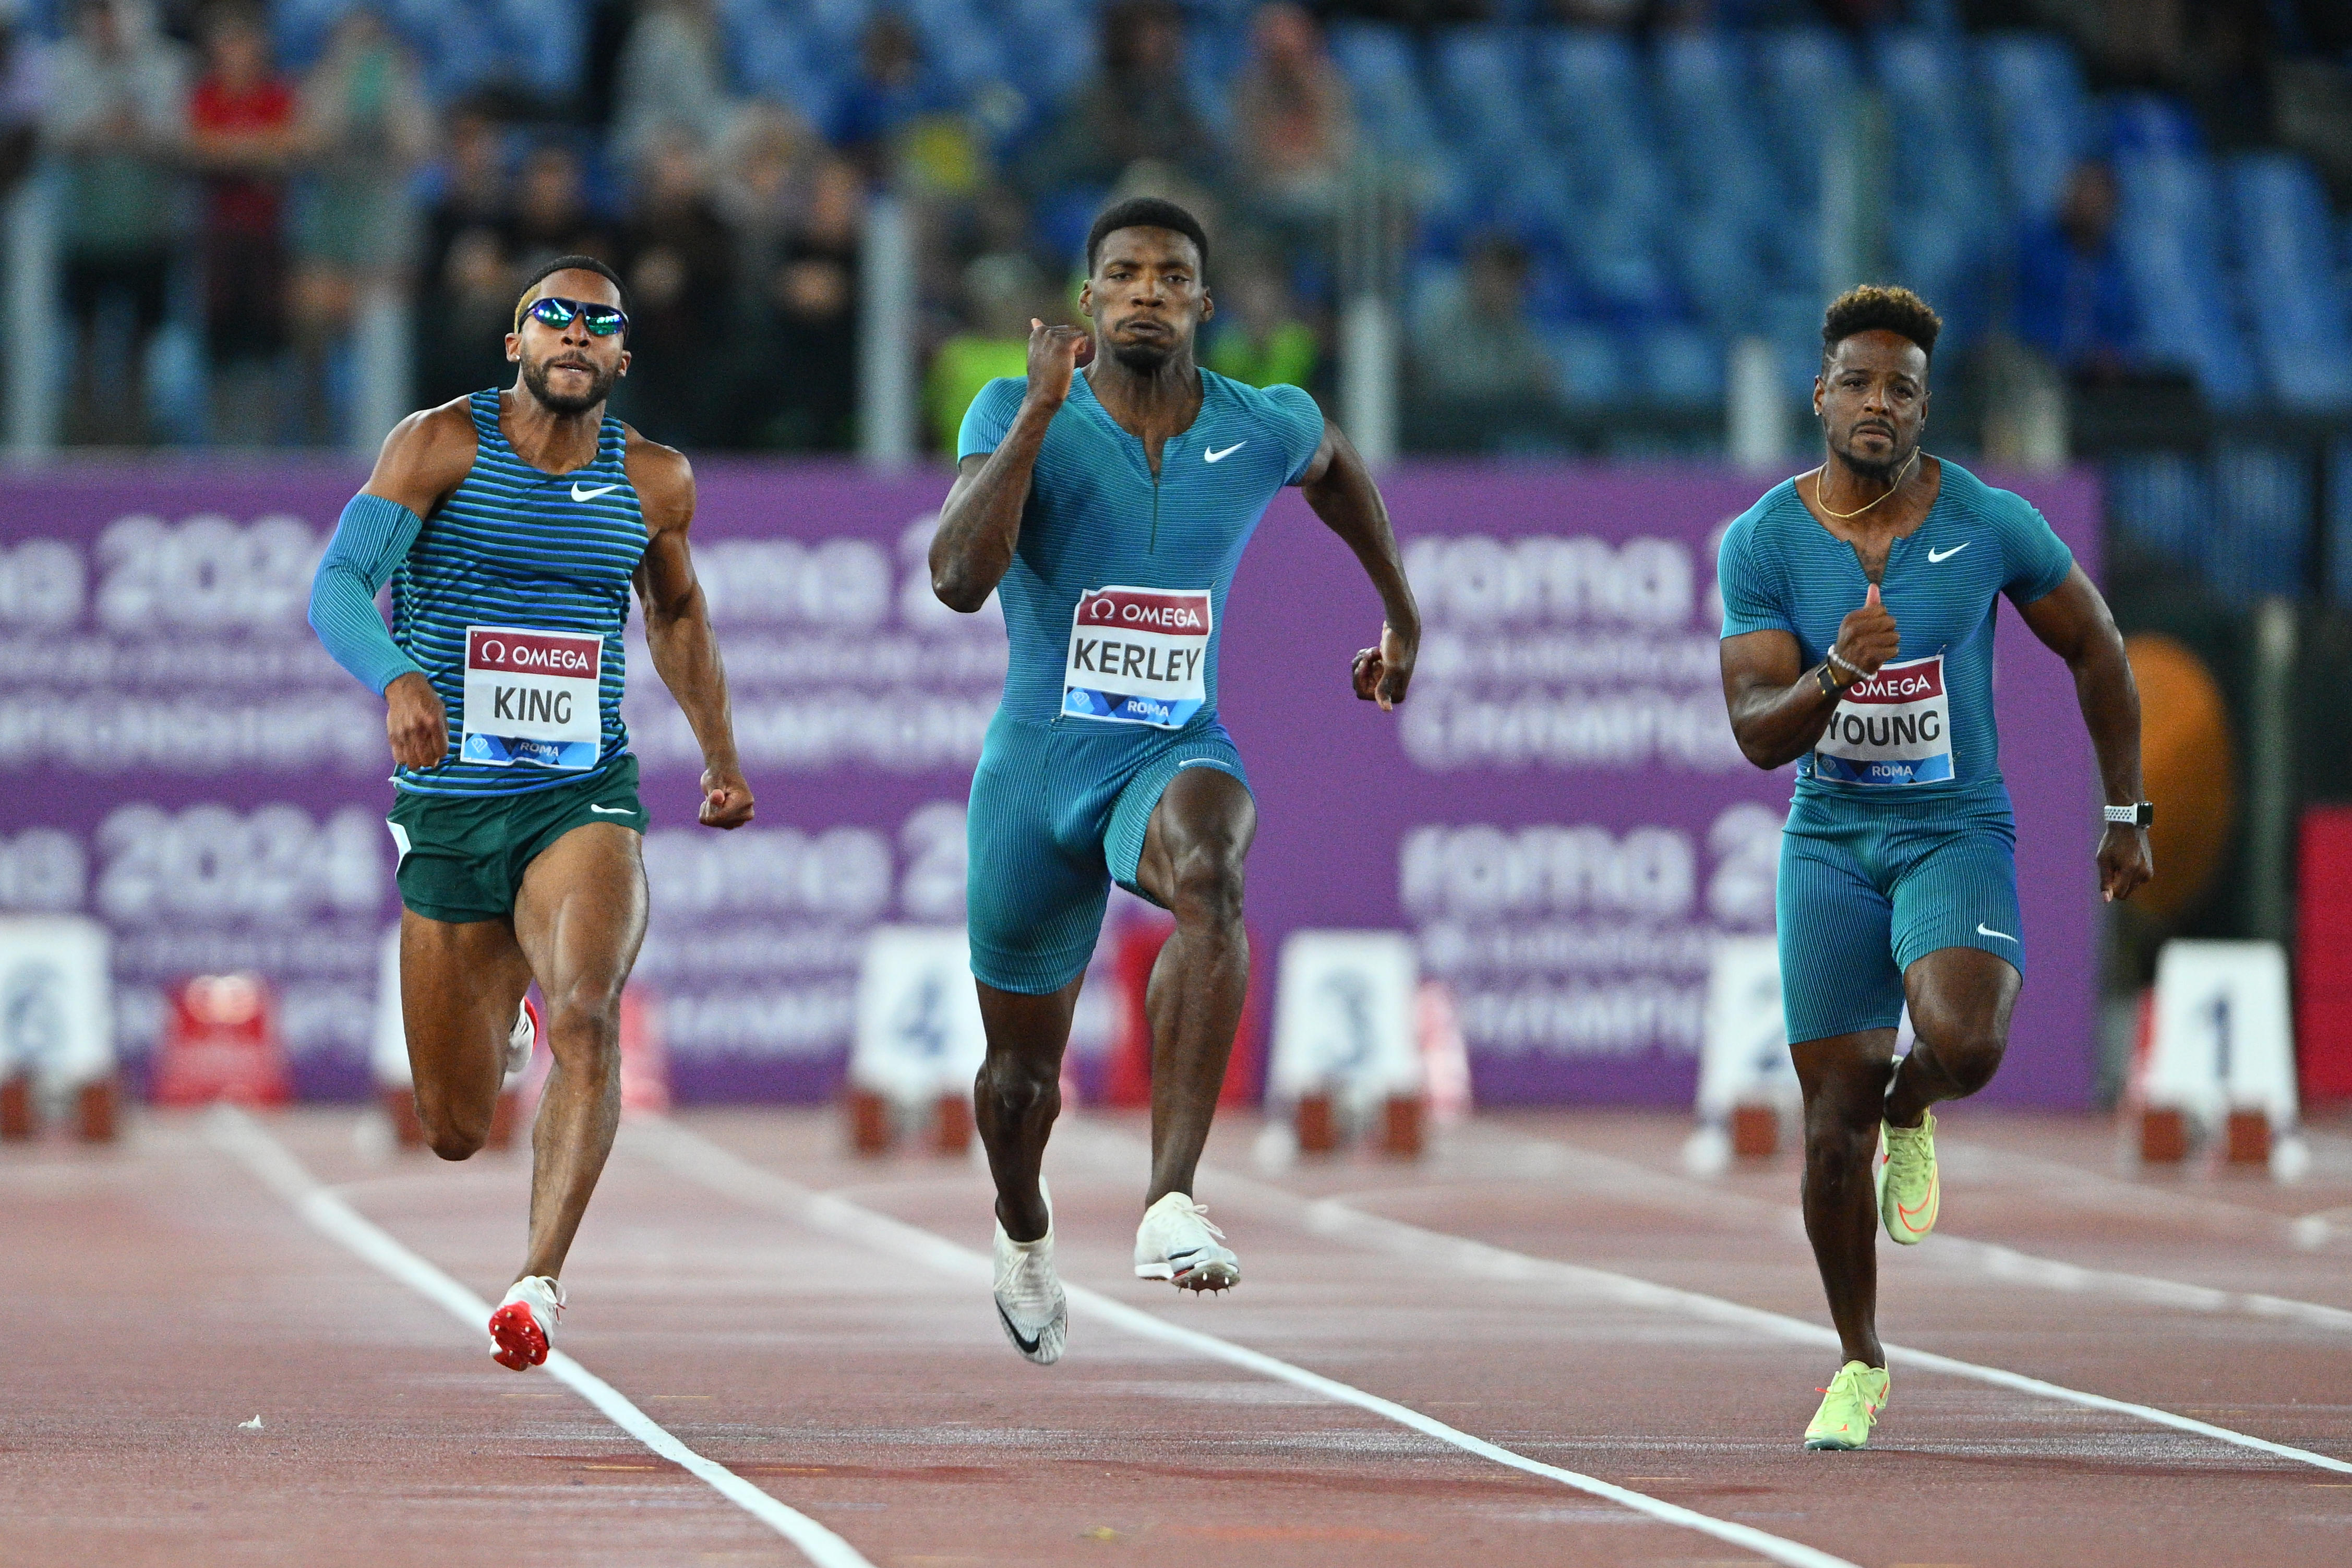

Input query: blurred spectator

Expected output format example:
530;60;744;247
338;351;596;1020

1022;1;1220;198
1229;4;1352;233
1206;252;1318;390
292;7;433;443
1412;234;1558;419
927;252;1057;452
2013;161;2140;379
507;140;613;276
186;2;296;443
45;0;187;446
715;101;815;288
0;14;44;200
731;153;861;450
831;14;934;184
416;104;511;407
616;127;736;445
613;0;737;163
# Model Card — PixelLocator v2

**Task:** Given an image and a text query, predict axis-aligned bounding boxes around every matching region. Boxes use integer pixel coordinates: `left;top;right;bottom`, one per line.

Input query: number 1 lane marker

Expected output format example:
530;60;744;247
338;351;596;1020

205;1107;875;1568
627;1117;1863;1568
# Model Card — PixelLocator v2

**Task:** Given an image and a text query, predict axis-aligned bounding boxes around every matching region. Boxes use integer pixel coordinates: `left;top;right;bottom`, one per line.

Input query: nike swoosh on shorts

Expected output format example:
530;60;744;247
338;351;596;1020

571;482;620;502
589;803;635;815
1204;442;1245;462
1976;922;2016;942
1928;542;1970;562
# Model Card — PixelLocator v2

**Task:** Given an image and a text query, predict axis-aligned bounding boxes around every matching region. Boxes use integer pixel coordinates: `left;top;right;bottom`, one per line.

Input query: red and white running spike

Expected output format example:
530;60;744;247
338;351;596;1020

488;1275;563;1370
505;996;541;1079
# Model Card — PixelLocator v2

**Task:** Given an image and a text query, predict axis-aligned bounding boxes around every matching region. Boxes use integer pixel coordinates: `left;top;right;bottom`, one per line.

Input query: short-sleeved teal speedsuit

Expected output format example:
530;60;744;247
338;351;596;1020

1717;459;2074;1045
956;367;1325;993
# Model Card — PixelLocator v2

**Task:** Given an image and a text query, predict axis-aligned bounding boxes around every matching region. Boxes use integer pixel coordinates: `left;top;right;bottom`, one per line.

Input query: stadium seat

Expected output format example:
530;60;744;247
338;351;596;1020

2227;153;2352;411
1978;31;2092;222
2114;151;2262;407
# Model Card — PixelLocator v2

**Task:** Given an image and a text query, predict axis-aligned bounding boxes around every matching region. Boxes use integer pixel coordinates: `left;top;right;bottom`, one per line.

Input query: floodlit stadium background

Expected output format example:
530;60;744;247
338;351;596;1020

2;0;2350;1114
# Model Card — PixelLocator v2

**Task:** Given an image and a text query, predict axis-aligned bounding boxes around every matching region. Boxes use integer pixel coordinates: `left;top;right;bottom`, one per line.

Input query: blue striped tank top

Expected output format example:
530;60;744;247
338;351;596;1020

390;389;647;795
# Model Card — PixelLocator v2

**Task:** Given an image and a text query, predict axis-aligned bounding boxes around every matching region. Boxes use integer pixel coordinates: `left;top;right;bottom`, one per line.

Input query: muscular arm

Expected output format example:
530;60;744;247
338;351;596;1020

930;322;1087;613
1720;629;1845;770
1720;582;1901;770
1295;421;1419;707
310;402;476;768
627;433;753;829
2017;564;2151;901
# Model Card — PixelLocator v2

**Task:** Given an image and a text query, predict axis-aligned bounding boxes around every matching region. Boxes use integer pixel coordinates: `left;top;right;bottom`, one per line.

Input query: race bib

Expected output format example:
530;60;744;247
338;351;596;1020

1063;586;1211;729
1814;654;1953;786
459;625;603;769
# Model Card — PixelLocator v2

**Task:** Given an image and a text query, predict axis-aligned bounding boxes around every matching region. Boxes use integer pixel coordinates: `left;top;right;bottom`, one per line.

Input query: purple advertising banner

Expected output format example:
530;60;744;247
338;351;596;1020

0;459;2099;1107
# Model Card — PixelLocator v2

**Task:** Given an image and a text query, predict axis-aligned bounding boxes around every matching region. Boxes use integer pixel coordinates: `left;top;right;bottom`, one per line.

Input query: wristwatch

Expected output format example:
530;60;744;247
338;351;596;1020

1815;665;1844;699
2104;802;2154;827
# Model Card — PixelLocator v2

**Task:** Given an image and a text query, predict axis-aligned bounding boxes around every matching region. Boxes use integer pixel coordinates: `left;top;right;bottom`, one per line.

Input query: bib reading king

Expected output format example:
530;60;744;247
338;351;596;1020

461;626;604;768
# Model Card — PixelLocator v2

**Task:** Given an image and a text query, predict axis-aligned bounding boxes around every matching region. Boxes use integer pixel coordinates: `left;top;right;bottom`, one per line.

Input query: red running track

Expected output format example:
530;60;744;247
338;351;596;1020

4;1105;2351;1567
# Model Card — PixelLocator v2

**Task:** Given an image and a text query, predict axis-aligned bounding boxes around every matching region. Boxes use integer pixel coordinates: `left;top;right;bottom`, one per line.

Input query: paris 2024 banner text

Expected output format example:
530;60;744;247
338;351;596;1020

0;461;2101;1106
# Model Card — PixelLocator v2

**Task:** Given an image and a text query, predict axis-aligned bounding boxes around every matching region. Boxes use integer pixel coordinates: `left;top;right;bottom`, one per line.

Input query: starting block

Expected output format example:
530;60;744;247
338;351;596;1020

2134;940;2307;1179
1266;931;1424;1158
0;916;119;1142
1686;936;1799;1173
846;926;987;1156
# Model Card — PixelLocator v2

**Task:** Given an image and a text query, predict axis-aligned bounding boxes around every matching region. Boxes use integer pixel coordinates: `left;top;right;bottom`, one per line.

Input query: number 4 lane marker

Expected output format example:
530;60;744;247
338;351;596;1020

205;1107;875;1568
628;1118;1863;1568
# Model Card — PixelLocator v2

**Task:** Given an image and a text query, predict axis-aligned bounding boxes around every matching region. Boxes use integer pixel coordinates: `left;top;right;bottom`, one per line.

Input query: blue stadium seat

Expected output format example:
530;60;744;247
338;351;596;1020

1634;321;1724;408
1327;24;1439;159
2105;451;2209;567
2109;93;2203;156
1532;31;1670;252
2114;151;2262;408
1977;31;2092;223
1652;32;1780;325
1430;28;1537;165
2207;443;2314;601
1871;30;1997;329
1750;29;1856;209
1547;322;1622;406
2227;153;2352;411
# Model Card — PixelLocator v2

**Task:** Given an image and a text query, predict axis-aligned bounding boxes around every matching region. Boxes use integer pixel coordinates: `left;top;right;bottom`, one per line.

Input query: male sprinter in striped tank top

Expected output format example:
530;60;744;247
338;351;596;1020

1718;286;2151;1449
307;256;752;1370
931;198;1419;1364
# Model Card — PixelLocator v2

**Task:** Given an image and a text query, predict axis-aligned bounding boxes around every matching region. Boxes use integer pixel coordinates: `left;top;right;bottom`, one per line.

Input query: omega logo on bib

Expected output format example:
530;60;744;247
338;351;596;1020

460;625;603;769
1063;585;1211;729
1814;654;1953;786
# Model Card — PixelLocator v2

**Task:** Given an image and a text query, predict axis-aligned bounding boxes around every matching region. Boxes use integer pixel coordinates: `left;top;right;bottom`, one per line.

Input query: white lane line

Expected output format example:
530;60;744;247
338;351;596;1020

1462;1123;2352;1335
1044;1120;2352;1474
206;1107;875;1568
627;1117;1862;1568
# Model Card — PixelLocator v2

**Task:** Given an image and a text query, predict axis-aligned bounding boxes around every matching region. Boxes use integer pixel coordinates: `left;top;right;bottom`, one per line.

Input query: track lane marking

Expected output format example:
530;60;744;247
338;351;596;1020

1085;1126;2352;1476
627;1116;1863;1568
1455;1122;2352;1335
207;1107;877;1568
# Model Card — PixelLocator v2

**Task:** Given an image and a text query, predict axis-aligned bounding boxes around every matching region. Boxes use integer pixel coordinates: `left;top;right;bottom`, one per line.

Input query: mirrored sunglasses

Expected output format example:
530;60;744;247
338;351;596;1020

524;296;628;336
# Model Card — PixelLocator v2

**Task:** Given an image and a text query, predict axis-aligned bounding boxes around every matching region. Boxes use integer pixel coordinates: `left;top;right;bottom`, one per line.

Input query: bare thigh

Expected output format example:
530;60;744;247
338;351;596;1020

400;911;534;1151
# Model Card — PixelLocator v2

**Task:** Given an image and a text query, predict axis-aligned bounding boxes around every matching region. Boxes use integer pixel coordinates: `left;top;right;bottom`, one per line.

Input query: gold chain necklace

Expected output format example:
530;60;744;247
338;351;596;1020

1809;447;1919;521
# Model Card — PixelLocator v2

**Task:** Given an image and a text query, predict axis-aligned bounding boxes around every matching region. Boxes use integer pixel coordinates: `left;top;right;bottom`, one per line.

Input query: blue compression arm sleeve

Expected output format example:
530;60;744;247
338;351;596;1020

308;493;427;695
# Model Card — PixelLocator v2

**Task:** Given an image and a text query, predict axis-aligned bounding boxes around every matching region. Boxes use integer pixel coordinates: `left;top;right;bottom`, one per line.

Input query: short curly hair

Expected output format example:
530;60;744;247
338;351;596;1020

1821;284;1942;363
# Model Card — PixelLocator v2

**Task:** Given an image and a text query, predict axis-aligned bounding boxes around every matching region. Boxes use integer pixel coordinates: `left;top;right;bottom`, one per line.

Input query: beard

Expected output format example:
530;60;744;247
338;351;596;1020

522;353;619;415
1107;334;1177;372
1833;428;1911;483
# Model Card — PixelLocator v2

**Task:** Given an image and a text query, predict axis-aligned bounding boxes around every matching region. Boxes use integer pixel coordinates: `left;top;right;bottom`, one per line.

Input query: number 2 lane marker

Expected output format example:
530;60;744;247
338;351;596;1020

206;1107;875;1568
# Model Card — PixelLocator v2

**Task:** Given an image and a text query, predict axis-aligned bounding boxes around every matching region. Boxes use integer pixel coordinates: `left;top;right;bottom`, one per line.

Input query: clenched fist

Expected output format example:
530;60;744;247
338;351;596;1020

1832;582;1900;683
